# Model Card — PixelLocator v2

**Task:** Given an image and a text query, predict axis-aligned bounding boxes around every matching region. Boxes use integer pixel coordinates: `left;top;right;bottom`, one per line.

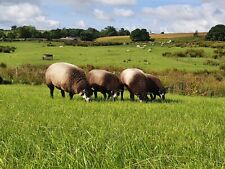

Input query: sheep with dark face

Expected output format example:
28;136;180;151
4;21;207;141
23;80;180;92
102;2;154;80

145;74;166;100
45;62;93;102
87;69;124;101
120;68;149;102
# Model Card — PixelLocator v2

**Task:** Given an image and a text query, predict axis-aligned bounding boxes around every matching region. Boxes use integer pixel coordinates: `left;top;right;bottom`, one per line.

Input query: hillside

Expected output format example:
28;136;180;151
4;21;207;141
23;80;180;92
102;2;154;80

96;32;207;43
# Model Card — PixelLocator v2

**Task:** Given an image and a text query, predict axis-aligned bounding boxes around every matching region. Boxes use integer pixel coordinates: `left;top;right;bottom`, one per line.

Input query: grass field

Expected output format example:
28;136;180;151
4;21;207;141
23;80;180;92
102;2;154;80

0;41;217;72
0;84;225;168
96;32;207;43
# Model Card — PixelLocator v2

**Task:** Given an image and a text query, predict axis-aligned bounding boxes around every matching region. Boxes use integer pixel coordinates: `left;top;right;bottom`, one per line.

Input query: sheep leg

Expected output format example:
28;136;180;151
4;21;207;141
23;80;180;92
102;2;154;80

69;92;74;100
121;90;124;101
103;92;107;100
153;94;156;100
48;84;54;98
130;92;134;101
110;91;115;102
150;93;154;100
61;90;65;98
94;90;98;99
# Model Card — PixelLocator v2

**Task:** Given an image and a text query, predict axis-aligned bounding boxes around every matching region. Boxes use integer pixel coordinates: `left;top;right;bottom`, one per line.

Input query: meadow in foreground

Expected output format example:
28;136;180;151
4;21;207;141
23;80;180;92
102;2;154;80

0;84;225;168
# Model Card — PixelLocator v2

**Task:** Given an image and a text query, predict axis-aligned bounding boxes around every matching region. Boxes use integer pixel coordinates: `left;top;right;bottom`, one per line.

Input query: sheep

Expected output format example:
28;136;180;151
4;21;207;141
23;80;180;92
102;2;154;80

87;69;124;101
45;62;93;102
145;74;166;100
120;68;149;102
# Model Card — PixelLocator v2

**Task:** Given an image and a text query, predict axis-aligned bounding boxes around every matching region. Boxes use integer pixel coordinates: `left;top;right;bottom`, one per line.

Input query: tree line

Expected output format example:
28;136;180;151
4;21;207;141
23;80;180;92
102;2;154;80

1;24;223;42
0;25;131;41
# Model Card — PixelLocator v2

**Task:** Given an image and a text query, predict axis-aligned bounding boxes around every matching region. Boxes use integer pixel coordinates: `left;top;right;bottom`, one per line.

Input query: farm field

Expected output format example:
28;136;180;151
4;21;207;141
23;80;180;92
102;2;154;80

0;84;225;168
96;32;207;43
0;41;217;72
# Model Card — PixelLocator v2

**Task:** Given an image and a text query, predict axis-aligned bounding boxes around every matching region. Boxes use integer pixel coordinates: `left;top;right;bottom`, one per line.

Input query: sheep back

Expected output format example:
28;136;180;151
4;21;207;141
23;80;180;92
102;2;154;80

120;68;148;95
45;62;88;94
88;69;122;92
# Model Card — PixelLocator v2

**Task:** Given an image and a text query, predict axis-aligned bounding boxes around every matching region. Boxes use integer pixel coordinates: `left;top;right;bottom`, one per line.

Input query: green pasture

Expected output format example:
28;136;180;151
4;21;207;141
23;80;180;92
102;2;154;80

0;41;218;72
0;84;225;168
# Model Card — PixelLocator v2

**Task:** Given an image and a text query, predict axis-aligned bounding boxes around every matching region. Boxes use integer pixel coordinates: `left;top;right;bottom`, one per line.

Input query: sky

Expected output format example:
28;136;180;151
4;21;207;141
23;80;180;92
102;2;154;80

0;0;224;33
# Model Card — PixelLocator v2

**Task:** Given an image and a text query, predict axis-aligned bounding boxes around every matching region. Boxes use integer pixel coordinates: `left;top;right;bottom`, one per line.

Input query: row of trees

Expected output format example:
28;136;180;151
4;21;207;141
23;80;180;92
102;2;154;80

0;26;131;41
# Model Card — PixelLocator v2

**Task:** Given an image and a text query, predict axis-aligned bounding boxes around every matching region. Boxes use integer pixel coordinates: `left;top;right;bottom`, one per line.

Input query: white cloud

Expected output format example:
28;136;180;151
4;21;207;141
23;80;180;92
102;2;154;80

97;0;136;5
143;2;225;33
56;0;136;6
114;8;134;17
93;9;113;21
76;20;86;28
0;3;60;29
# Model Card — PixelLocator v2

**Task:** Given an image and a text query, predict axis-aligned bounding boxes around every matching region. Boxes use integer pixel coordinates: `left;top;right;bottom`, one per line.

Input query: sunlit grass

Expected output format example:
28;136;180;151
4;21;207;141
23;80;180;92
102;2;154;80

0;85;224;168
0;41;218;72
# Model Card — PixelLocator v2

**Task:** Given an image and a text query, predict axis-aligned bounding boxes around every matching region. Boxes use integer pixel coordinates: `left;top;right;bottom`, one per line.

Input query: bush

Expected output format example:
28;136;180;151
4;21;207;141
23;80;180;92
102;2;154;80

203;60;219;66
0;46;16;53
213;48;225;59
162;52;172;57
0;62;7;68
130;29;151;42
162;49;206;58
206;24;225;41
185;49;205;58
64;41;123;47
220;63;225;72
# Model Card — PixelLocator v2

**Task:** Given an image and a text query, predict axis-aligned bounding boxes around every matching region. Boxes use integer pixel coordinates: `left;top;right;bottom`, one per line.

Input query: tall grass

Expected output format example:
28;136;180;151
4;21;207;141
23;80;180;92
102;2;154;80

0;85;225;168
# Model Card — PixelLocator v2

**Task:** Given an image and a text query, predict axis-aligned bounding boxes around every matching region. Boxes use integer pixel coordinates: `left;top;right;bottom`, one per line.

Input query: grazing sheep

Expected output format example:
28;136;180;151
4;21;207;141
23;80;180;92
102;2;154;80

45;62;93;102
87;69;124;101
145;74;166;100
120;68;149;102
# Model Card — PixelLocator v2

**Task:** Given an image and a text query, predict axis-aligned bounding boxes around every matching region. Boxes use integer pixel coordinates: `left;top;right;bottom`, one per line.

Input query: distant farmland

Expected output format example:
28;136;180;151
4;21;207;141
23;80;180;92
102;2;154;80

96;32;207;43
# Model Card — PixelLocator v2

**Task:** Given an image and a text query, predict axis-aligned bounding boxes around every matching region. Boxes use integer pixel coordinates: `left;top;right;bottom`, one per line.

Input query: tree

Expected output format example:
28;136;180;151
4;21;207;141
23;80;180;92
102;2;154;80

42;31;52;40
11;25;17;30
206;24;225;41
86;28;100;39
118;28;130;36
69;29;84;37
0;30;6;39
18;26;38;39
101;26;118;37
50;29;62;39
7;31;17;39
130;28;150;42
80;30;95;41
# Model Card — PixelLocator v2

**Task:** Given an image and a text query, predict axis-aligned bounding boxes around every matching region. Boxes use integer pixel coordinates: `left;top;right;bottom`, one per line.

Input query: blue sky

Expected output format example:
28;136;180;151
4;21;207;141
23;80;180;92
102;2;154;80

0;0;224;33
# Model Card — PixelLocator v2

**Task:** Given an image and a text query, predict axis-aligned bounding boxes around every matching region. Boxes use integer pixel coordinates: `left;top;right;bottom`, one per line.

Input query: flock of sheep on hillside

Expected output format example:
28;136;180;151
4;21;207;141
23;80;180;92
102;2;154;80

45;62;166;102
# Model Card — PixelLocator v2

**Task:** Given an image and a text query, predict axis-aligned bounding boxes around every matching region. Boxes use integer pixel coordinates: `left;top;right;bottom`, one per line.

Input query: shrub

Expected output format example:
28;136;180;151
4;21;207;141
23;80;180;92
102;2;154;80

0;62;7;68
213;48;225;59
162;52;172;57
162;49;206;58
64;41;123;47
185;49;205;58
206;24;225;41
130;29;151;42
0;46;16;53
220;63;225;72
203;60;219;66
